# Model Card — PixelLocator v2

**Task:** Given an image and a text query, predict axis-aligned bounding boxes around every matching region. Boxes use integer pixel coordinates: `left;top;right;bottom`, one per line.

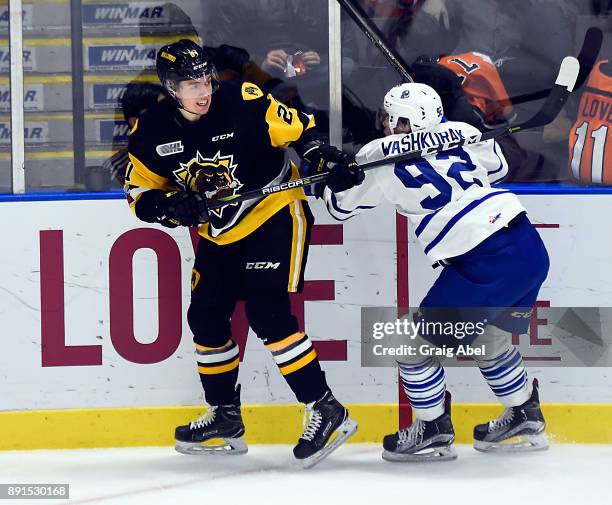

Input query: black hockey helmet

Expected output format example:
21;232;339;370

156;39;220;99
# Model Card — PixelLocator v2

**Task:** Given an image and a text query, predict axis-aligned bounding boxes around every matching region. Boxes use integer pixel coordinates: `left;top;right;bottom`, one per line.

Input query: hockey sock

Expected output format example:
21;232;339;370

196;339;240;406
398;357;446;421
476;345;532;407
266;332;329;404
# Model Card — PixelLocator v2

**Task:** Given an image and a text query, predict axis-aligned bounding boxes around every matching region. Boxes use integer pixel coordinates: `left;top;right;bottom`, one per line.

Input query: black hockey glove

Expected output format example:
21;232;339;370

300;143;363;196
324;157;365;194
163;191;209;227
136;190;209;228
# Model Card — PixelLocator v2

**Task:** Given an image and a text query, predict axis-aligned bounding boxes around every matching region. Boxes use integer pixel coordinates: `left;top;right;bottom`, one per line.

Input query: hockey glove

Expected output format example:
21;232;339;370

325;157;365;194
163;191;209;227
300;143;359;196
135;190;209;228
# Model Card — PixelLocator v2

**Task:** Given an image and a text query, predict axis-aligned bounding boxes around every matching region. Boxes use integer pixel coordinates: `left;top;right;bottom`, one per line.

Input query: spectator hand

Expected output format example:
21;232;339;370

163;191;209;227
302;51;321;69
261;50;289;74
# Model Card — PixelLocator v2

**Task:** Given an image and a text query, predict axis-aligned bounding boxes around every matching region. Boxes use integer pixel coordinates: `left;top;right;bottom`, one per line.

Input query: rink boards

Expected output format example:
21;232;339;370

1;191;612;448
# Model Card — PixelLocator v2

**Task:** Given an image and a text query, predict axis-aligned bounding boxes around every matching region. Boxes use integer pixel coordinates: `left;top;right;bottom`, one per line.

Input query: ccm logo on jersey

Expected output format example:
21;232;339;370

246;262;280;270
156;141;183;156
212;132;234;142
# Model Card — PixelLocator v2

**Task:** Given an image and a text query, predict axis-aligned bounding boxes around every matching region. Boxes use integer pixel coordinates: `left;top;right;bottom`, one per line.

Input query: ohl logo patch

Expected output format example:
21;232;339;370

172;151;242;218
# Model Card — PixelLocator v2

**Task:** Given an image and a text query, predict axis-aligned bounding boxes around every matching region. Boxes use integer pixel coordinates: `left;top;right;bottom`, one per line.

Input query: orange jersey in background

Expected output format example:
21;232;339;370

569;60;612;184
438;52;513;124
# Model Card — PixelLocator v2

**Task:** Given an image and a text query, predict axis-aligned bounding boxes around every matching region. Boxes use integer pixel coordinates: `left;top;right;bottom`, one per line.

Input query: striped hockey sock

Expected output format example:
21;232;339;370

195;339;240;405
398;357;446;421
477;346;531;407
266;332;329;404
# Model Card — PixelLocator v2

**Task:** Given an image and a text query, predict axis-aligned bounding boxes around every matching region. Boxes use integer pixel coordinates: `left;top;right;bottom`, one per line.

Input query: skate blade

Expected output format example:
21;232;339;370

382;444;457;463
300;417;359;469
175;436;248;456
474;432;549;453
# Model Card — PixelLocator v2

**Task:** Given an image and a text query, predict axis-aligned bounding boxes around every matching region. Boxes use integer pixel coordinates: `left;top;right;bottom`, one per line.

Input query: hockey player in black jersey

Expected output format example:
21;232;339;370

124;39;359;468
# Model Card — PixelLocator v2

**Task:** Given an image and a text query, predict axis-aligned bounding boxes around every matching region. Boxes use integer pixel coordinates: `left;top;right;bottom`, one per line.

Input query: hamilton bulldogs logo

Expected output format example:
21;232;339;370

172;151;242;218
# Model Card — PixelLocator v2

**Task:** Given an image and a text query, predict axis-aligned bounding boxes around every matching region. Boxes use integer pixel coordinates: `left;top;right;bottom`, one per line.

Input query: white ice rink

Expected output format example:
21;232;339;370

1;444;611;504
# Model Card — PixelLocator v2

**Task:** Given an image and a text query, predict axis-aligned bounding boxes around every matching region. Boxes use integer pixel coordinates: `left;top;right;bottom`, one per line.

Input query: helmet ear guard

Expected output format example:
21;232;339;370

383;83;444;133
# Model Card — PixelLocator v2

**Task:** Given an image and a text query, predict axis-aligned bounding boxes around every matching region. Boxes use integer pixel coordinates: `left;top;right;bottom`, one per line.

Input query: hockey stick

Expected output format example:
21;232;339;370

336;0;413;83
208;56;579;211
509;27;603;105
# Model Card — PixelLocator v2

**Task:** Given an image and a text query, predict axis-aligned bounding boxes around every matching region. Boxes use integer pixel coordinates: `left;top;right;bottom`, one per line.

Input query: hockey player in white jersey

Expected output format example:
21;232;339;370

322;83;550;460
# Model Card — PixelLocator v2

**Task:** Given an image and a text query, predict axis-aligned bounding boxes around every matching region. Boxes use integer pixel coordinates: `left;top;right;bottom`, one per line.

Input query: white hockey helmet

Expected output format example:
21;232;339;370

383;83;444;133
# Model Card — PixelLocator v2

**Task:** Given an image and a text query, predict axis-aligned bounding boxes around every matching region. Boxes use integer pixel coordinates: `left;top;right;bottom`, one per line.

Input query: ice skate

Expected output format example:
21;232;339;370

175;387;247;455
293;391;358;469
474;379;548;452
382;392;457;462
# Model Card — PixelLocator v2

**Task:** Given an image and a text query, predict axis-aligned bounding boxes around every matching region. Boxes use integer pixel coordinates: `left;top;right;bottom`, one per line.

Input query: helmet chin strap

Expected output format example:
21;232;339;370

172;93;203;117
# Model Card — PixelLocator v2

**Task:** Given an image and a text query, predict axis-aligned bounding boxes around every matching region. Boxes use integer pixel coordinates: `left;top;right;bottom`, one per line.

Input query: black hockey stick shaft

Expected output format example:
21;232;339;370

509;27;603;105
208;57;579;211
336;0;413;83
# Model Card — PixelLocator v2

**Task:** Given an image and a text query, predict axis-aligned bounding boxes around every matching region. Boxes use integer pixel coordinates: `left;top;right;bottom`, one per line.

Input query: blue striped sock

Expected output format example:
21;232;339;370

398;357;446;421
477;346;531;407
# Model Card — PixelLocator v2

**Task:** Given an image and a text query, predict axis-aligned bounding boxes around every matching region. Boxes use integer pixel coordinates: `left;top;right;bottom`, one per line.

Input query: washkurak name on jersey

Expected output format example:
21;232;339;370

88;45;156;69
82;3;165;25
381;128;473;156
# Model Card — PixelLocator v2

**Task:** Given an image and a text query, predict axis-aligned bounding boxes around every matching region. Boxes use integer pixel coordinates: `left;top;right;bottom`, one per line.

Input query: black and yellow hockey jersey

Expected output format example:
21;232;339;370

125;81;316;244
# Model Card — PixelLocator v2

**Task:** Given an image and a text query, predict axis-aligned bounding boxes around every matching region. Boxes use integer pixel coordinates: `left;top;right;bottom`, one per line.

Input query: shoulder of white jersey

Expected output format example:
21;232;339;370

433;119;481;137
356;135;396;164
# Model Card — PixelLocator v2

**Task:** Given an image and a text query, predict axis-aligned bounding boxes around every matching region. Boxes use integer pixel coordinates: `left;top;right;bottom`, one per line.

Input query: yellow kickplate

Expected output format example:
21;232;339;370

0;404;610;450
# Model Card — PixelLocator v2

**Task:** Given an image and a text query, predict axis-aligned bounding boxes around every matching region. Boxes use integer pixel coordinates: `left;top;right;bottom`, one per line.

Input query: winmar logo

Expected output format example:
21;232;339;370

94;46;156;64
92;5;164;22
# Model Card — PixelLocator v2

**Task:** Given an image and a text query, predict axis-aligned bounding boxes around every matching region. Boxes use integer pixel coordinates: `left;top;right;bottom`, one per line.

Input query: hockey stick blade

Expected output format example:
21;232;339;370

509;27;602;105
207;57;579;212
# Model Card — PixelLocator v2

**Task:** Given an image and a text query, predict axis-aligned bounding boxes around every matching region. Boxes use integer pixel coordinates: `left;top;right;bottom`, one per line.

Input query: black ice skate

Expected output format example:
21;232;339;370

293;391;358;469
175;386;247;455
474;378;548;453
382;391;457;462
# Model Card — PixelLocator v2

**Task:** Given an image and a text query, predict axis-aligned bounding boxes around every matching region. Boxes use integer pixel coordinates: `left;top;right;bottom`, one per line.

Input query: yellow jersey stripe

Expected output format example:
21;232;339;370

288;200;307;292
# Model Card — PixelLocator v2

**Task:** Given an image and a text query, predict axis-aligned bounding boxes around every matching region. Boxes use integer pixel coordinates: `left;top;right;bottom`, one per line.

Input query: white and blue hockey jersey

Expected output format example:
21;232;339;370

323;119;525;262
